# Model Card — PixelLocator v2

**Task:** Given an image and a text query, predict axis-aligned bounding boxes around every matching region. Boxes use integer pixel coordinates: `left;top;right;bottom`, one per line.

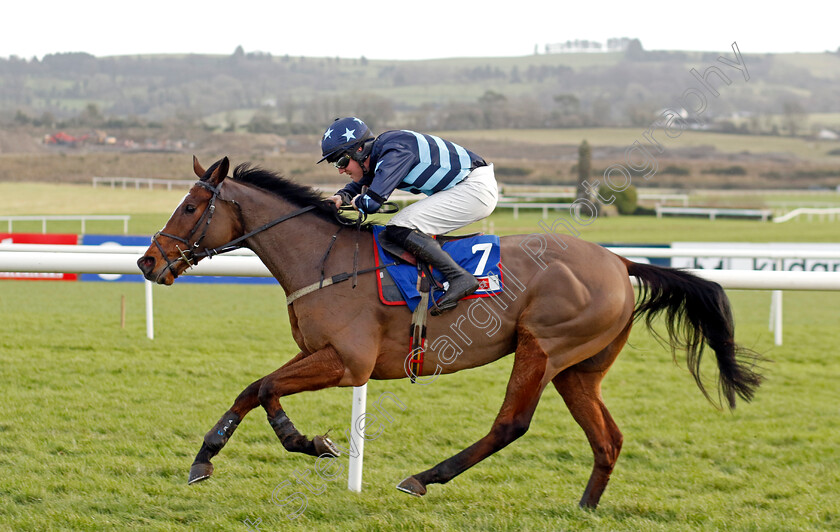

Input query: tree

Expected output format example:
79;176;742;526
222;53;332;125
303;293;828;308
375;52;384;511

552;93;581;127
782;100;807;137
592;98;612;126
246;107;277;133
224;111;238;132
36;111;56;127
576;140;592;201
478;90;507;128
78;103;103;126
13;109;30;125
624;39;645;61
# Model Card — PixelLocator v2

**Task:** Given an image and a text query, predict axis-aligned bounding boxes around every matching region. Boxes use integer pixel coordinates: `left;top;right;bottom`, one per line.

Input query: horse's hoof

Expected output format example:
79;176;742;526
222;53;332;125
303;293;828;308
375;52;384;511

188;462;214;484
313;435;340;457
396;476;427;497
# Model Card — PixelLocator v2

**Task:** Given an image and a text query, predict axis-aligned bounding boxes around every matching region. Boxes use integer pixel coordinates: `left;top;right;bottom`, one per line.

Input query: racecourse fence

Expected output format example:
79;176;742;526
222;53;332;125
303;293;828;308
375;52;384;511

92;177;195;190
773;207;840;223
3;243;840;345
0;215;130;234
655;206;773;221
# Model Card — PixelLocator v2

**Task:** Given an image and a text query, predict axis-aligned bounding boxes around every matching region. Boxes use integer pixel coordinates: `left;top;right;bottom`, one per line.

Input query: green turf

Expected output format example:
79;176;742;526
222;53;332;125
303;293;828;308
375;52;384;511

1;278;838;531
2;182;837;244
2;182;838;530
444;128;839;160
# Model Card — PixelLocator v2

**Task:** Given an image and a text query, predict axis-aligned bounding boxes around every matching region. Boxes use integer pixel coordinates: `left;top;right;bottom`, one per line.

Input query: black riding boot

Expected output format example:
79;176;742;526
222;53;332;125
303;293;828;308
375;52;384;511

399;229;479;316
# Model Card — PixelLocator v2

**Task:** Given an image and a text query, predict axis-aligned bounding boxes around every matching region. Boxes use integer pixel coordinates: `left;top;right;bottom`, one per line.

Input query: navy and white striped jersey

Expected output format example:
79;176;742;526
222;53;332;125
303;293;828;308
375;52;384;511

337;130;486;214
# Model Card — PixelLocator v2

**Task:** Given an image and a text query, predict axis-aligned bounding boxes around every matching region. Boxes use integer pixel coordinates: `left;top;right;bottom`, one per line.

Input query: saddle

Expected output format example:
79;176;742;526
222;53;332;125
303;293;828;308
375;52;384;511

372;227;503;383
376;230;482;267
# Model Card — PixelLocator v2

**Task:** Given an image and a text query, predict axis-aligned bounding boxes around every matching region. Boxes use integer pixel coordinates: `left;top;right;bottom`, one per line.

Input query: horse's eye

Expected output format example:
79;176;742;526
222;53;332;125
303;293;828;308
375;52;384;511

185;204;197;215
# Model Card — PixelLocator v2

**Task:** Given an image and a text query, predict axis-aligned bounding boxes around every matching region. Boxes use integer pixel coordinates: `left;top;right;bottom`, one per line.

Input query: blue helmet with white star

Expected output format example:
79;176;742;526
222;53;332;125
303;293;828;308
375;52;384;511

318;117;373;163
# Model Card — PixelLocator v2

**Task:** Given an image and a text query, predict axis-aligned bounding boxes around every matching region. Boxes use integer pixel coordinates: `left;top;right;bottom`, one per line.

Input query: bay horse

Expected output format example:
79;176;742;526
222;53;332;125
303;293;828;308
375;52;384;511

137;156;762;509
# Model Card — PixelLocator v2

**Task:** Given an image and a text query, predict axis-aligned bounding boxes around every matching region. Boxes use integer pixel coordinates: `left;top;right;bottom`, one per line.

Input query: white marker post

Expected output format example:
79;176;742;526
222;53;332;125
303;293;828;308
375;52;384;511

770;290;783;346
347;384;367;492
145;280;154;340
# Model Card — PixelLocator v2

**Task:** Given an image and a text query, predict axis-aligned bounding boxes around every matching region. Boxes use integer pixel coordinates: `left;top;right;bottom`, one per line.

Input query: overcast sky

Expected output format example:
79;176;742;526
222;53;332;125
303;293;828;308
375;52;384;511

3;0;837;60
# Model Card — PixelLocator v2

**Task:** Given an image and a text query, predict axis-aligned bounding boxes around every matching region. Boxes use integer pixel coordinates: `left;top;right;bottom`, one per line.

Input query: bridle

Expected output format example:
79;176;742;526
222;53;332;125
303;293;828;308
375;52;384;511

151;177;399;304
151;179;315;277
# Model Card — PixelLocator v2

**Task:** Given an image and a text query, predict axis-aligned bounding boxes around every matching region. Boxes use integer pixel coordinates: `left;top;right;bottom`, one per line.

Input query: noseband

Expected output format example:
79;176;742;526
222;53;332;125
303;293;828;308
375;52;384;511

152;181;224;275
151;179;316;277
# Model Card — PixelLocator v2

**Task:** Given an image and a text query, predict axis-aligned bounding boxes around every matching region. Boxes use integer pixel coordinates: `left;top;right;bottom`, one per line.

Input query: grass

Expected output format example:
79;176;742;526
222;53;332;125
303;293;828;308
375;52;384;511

1;280;838;531
0;183;189;216
463;211;840;243
1;179;838;529
446;128;840;160
3;182;840;243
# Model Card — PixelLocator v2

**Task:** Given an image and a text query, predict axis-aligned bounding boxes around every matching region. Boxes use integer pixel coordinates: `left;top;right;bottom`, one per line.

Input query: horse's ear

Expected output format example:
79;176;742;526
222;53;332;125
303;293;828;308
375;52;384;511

208;157;230;186
193;155;205;178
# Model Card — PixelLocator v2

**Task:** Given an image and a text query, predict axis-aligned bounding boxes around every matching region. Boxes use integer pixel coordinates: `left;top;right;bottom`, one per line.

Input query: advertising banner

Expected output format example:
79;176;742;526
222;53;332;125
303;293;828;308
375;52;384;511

602;243;671;266
79;235;276;284
0;233;79;281
671;242;840;271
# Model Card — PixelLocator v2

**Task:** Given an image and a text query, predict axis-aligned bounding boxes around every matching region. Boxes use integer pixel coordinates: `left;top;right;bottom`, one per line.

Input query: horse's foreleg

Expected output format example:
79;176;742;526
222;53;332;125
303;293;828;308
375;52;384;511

189;351;309;484
397;329;548;496
189;377;264;484
260;347;346;457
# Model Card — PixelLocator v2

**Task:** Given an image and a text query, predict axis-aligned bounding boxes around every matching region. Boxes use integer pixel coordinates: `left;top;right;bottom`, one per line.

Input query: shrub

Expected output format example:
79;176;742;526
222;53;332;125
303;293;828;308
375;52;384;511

702;165;747;176
494;165;533;177
633;205;657;216
661;164;690;176
612;185;638;215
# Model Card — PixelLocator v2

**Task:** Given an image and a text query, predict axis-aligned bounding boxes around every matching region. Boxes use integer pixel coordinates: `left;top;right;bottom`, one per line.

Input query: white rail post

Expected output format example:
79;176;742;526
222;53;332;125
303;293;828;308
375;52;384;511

347;384;367;492
768;259;783;346
145;280;154;340
771;290;783;346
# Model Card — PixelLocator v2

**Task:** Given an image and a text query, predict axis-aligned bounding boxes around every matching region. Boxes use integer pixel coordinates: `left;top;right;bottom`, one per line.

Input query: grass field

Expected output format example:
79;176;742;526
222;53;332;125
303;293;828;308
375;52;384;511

2;183;840;243
1;282;838;531
1;183;839;530
445;128;840;161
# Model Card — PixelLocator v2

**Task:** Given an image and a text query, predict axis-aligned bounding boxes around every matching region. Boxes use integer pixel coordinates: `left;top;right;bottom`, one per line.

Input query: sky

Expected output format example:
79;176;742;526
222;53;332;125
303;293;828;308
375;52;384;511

2;0;837;61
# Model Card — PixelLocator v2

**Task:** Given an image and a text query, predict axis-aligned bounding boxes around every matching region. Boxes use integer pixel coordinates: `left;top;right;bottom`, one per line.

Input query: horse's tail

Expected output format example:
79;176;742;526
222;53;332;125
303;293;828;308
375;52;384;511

622;258;764;410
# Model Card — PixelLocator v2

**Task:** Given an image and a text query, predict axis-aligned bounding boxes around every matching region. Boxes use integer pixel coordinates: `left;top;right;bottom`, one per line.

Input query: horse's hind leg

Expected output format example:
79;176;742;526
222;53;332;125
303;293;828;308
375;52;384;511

552;321;630;508
189;351;310;484
553;369;622;508
397;328;548;496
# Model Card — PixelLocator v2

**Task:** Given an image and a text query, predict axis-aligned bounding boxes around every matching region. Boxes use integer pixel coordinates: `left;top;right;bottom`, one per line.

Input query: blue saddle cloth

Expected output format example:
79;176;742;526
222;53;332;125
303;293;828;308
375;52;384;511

372;226;503;312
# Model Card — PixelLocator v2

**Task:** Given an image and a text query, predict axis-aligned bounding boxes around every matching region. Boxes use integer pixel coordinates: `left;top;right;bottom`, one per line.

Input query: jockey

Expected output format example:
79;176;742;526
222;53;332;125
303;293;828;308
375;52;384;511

319;117;498;315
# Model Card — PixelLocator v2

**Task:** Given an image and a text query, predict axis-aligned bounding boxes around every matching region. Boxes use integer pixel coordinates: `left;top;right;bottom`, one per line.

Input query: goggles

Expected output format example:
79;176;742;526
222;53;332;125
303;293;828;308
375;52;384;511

333;152;352;170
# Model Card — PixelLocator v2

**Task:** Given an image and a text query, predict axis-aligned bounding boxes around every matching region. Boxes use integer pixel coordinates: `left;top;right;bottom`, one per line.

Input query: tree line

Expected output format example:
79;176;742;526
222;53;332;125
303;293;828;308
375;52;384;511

3;45;840;136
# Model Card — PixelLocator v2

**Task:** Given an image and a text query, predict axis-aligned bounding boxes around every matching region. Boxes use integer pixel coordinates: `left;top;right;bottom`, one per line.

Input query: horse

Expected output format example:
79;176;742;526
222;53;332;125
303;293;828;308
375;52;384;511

136;156;763;509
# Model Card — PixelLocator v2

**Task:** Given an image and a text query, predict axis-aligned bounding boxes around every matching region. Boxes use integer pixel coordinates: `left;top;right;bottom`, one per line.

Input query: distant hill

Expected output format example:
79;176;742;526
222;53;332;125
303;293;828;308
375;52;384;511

3;46;840;137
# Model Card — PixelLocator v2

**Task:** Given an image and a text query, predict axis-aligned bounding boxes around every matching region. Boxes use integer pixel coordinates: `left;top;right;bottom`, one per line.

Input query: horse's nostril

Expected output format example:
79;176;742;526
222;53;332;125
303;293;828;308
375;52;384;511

137;256;155;274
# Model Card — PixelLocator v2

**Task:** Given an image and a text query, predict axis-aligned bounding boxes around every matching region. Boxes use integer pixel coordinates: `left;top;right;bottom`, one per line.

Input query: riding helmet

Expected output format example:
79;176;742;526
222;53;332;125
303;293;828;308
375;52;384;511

318;117;374;164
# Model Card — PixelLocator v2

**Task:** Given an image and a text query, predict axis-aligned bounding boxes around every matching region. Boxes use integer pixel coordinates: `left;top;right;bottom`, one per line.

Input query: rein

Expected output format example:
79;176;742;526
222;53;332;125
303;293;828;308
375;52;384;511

194;205;316;260
154;178;396;304
151;180;316;274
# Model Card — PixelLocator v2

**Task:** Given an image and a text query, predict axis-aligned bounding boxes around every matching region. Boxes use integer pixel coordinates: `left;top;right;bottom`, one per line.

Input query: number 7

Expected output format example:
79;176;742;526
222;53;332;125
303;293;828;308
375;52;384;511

471;243;493;276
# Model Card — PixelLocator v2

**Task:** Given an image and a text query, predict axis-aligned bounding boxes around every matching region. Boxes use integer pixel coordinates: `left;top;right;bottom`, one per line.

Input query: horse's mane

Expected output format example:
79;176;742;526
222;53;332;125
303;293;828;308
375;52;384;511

213;162;368;228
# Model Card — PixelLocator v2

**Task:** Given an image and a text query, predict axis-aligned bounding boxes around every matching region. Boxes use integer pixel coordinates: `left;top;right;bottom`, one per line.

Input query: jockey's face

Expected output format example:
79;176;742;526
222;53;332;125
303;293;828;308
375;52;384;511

338;152;369;182
338;157;364;182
